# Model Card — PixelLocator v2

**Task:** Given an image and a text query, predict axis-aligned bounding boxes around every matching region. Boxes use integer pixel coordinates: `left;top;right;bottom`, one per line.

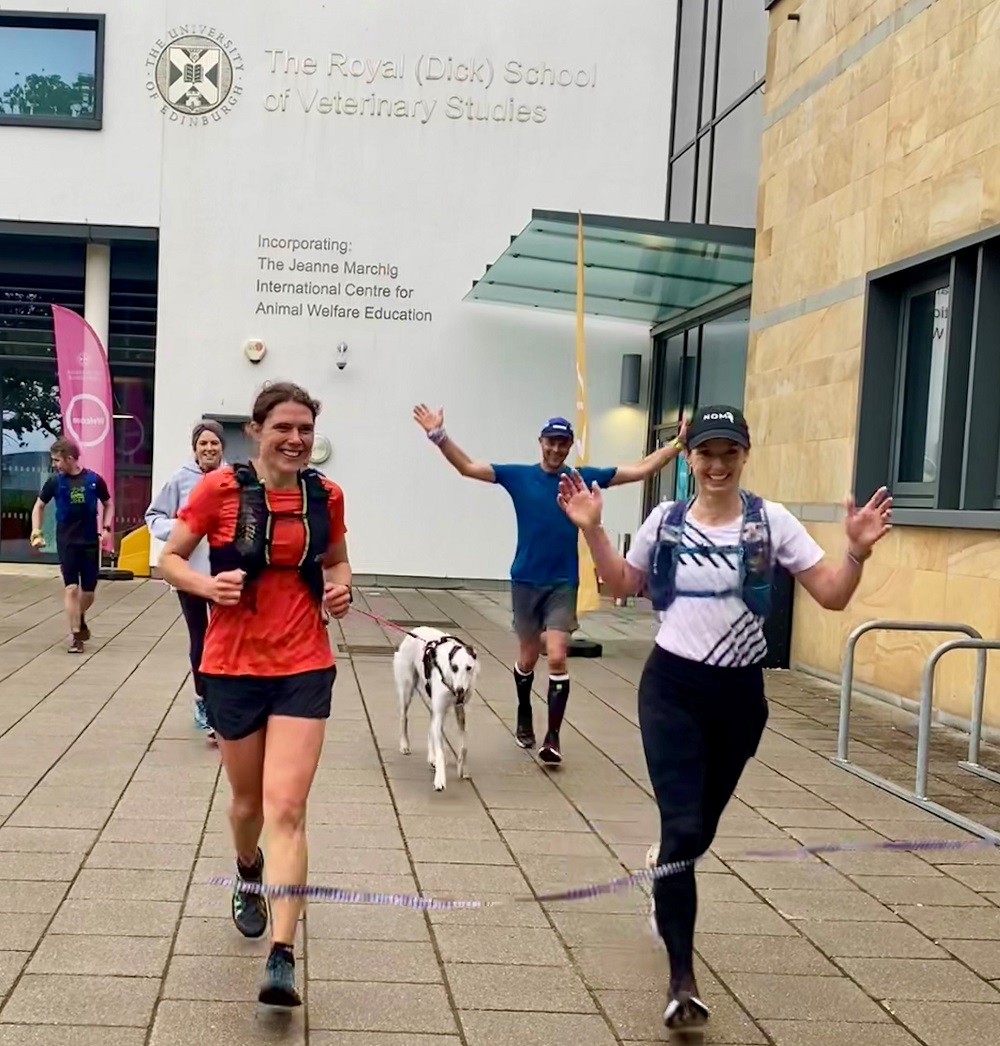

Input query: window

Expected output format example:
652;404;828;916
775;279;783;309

855;228;1000;527
671;0;705;154
0;12;105;130
668;146;696;222
717;0;768;116
710;88;763;226
894;283;949;489
665;0;765;228
646;305;750;516
697;305;750;406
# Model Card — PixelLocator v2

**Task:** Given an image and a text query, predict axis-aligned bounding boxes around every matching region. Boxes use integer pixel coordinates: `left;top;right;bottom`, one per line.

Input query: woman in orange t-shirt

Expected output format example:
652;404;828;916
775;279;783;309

160;381;351;1011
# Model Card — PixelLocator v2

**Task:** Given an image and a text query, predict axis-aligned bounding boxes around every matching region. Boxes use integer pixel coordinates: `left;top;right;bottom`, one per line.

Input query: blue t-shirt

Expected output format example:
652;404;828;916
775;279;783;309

491;463;617;586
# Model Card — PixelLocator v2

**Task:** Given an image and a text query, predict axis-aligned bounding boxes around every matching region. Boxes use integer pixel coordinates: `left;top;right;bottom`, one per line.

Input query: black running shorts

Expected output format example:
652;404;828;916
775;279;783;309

201;666;336;742
59;544;100;592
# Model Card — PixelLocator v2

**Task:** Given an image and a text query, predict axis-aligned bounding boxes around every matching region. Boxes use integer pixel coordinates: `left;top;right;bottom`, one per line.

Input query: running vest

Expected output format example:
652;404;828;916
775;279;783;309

208;463;330;603
54;469;100;535
647;490;774;616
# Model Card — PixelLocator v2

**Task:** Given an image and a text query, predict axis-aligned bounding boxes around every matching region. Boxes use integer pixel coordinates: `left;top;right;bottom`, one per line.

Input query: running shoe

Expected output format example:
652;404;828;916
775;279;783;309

663;991;710;1031
258;946;301;1010
538;730;562;764
78;617;90;642
232;848;269;938
515;706;535;749
68;633;84;654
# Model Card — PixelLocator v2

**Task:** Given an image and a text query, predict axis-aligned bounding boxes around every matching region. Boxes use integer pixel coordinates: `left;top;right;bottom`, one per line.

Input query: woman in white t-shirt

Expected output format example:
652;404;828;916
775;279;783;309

557;404;891;1033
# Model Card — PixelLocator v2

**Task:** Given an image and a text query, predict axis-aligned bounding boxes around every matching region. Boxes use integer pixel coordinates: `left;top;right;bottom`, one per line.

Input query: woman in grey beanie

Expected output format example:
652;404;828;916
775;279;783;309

145;419;226;739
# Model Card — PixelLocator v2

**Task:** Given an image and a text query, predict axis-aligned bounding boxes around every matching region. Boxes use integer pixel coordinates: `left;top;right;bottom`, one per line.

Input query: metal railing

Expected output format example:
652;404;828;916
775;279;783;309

834;619;1000;846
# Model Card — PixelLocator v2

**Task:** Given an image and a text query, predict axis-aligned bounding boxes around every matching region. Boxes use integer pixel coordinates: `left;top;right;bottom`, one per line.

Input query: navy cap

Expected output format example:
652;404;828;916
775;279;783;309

686;405;750;449
540;417;574;441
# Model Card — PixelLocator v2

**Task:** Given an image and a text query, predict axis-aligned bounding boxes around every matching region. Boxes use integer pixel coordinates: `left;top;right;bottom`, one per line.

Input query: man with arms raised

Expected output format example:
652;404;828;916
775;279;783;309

414;404;684;765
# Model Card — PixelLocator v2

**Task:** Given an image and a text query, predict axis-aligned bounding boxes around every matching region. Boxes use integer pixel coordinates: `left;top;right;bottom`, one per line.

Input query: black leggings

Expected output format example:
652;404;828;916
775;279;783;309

638;644;768;989
177;592;210;698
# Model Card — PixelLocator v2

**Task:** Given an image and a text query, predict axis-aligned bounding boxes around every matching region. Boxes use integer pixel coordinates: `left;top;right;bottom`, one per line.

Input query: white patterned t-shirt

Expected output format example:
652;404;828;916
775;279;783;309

625;500;824;667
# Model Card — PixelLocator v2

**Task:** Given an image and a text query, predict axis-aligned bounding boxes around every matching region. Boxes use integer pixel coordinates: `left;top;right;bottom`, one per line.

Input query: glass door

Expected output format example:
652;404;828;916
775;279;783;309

0;361;60;562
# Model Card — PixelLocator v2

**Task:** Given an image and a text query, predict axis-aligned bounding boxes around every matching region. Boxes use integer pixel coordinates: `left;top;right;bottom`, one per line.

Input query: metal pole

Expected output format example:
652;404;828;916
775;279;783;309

968;648;987;766
914;647;942;801
837;628;863;762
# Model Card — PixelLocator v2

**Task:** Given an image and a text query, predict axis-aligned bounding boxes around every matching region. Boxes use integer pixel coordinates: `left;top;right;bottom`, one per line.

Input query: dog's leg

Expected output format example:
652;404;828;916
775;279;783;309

430;707;447;791
395;655;412;755
455;704;468;780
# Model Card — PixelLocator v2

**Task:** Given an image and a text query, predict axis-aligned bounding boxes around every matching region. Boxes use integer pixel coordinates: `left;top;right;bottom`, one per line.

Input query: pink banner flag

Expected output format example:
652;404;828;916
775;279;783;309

51;304;115;551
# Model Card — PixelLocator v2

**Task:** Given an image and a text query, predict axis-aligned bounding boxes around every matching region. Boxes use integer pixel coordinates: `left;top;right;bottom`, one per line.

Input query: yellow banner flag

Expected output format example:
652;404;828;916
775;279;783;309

574;211;601;618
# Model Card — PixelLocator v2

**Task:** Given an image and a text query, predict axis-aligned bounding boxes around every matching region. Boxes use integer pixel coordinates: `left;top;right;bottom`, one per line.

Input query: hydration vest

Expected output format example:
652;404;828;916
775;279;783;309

208;463;330;604
647;490;774;617
54;469;100;535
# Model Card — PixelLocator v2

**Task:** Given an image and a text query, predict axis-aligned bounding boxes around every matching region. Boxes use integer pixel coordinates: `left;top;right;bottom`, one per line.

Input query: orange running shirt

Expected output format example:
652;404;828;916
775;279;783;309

177;467;347;678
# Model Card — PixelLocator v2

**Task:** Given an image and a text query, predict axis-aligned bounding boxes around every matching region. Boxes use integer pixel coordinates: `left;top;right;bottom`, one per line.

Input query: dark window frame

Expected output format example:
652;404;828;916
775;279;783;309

0;11;106;131
854;224;1000;530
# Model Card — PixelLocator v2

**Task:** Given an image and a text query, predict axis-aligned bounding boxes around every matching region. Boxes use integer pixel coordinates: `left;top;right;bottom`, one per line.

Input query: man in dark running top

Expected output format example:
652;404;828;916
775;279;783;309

31;436;113;653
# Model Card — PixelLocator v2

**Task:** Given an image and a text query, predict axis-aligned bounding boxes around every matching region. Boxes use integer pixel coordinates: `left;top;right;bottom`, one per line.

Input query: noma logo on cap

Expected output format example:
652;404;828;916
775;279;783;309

687;404;750;448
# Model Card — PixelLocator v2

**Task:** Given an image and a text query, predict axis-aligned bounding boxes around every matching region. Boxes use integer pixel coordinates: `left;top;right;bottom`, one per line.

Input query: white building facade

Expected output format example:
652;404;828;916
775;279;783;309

0;0;683;582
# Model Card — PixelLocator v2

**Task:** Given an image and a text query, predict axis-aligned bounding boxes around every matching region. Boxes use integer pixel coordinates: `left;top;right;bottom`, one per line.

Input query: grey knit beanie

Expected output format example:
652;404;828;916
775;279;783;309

191;418;225;449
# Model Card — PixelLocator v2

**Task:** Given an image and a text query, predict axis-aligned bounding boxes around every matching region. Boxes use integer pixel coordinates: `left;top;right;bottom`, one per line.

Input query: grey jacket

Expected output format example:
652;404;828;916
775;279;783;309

145;460;224;576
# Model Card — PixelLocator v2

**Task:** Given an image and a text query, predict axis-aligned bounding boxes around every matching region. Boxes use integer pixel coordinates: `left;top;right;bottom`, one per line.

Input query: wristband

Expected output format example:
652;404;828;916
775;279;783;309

846;549;870;568
428;427;447;446
30;528;43;538
670;437;683;451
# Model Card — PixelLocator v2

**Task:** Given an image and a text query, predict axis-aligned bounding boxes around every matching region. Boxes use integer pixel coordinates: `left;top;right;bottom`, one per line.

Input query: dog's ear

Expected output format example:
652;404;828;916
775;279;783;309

465;643;477;659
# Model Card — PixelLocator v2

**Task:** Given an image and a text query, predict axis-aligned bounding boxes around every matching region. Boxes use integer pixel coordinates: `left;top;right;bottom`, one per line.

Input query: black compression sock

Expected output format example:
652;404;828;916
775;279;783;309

514;663;534;709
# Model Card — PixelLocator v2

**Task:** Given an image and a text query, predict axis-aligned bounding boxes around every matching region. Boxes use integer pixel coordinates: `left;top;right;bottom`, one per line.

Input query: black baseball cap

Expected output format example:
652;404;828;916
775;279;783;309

685;405;750;449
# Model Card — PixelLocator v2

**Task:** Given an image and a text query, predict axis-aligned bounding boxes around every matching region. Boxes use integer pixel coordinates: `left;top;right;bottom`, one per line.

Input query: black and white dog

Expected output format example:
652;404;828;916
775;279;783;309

395;626;480;792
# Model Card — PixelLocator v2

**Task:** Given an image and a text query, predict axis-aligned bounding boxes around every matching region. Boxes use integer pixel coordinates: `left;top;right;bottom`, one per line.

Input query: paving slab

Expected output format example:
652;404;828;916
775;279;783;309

2;577;1000;1044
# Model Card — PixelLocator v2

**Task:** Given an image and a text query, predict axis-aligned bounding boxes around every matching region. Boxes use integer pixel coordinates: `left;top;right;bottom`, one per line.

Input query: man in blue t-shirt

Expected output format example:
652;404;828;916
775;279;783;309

414;404;684;764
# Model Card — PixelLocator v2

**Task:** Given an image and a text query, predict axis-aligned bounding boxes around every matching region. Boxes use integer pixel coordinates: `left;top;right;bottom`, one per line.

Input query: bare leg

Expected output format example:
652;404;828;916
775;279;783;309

261;715;326;946
64;584;82;634
217;728;266;866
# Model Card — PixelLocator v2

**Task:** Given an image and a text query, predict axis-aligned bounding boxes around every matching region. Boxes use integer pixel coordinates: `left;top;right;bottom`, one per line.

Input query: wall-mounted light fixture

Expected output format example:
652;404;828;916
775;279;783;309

311;434;332;464
620;353;642;405
244;339;266;364
336;342;348;370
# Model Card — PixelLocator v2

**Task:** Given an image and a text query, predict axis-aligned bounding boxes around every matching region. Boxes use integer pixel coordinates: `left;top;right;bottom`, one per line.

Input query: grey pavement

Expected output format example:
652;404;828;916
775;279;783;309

0;571;999;1045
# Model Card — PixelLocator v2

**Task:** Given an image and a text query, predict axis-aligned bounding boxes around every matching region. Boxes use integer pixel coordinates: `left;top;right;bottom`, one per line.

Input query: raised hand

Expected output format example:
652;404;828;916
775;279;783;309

844;486;893;554
413;404;444;433
557;470;604;530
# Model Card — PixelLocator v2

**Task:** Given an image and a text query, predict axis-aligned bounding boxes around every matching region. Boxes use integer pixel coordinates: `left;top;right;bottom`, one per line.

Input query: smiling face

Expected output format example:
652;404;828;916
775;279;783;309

688;438;748;497
251;400;315;477
539;436;573;472
194;430;223;471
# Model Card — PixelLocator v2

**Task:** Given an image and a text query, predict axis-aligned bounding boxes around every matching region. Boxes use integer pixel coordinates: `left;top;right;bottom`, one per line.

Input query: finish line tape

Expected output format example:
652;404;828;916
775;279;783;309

208;837;996;910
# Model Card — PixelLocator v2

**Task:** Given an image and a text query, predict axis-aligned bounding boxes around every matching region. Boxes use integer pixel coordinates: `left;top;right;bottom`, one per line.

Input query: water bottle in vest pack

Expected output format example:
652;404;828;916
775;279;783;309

647;490;773;616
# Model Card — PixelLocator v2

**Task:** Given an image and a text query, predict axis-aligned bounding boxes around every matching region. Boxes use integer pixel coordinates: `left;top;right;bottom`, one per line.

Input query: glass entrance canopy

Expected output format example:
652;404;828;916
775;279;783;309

464;210;754;325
